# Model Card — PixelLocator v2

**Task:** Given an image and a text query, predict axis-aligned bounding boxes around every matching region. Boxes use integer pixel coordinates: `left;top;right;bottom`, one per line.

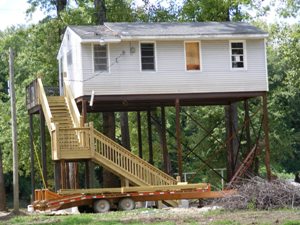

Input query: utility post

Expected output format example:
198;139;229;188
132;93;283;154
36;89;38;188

9;47;19;212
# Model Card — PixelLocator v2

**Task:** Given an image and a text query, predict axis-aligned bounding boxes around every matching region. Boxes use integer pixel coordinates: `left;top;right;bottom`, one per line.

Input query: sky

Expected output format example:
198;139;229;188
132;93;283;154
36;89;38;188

0;0;298;31
0;0;44;31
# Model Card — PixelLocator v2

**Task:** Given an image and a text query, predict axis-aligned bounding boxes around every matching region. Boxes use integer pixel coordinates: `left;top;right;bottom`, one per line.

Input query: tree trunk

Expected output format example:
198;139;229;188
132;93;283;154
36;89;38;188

0;145;6;211
56;0;67;16
94;0;106;25
102;112;119;187
120;112;131;150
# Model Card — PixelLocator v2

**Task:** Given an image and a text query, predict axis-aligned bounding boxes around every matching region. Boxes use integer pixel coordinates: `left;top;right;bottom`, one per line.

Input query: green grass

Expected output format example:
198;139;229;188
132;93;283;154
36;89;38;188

211;220;241;225
283;221;300;225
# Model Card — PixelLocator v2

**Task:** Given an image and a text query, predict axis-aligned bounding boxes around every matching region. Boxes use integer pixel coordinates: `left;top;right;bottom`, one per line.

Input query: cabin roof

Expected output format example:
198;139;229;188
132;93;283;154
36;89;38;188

68;22;268;41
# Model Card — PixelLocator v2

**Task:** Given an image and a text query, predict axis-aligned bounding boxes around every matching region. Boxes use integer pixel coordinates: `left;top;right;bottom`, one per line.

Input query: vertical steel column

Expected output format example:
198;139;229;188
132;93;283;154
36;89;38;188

137;111;143;158
244;100;251;152
262;93;272;181
161;106;170;174
54;162;61;191
60;160;65;189
39;108;47;186
147;110;153;165
29;113;35;200
175;99;183;179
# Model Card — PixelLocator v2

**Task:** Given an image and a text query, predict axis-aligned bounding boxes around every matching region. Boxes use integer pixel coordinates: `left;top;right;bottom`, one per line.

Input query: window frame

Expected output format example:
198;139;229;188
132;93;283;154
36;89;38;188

184;41;202;72
92;43;110;73
229;40;247;71
139;41;157;72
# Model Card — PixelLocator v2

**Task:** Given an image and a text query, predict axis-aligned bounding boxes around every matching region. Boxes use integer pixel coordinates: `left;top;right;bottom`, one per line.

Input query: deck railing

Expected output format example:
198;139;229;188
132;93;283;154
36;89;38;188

26;79;38;110
91;123;177;186
36;78;56;132
63;79;81;128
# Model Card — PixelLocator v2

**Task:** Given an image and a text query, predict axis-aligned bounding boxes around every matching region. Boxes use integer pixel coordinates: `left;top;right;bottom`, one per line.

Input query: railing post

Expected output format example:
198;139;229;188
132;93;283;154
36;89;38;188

89;122;95;157
55;123;60;159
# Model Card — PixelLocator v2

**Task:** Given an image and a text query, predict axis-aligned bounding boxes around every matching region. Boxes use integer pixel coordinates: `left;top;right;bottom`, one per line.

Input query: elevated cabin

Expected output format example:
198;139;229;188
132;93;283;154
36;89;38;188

26;23;271;195
57;22;268;111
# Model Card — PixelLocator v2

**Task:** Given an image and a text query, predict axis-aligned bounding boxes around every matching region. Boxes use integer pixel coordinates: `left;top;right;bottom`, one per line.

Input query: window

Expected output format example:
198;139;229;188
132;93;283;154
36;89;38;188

185;42;200;71
67;51;72;65
231;41;245;69
94;44;108;71
141;43;155;71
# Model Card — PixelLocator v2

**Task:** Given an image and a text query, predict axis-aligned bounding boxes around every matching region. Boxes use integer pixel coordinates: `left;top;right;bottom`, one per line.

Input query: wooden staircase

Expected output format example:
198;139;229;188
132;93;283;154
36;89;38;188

36;78;178;206
48;96;74;128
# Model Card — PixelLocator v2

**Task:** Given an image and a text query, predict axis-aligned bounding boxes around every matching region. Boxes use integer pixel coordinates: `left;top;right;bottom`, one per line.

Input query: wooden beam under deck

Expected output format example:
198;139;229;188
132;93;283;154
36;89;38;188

76;91;266;112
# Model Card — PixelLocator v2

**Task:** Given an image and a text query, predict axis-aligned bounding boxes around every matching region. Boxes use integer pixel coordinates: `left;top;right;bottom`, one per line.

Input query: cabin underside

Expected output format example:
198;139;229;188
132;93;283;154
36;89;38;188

26;79;271;203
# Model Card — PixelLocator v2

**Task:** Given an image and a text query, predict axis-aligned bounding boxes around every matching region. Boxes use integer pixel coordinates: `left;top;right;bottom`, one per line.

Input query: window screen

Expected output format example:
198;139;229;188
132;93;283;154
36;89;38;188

141;43;155;71
185;42;200;71
94;45;108;71
231;42;245;68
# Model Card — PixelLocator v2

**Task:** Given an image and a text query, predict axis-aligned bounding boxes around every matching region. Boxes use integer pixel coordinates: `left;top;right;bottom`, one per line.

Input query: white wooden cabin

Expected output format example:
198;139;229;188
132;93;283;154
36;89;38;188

57;22;268;110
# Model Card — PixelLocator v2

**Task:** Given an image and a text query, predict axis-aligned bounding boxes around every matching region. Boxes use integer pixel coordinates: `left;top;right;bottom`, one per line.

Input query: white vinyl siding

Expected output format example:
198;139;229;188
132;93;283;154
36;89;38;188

70;39;267;98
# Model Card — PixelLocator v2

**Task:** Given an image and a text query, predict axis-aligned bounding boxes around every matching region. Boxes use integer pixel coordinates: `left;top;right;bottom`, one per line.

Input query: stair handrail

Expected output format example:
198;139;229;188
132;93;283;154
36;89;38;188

92;128;177;185
37;78;56;132
63;78;81;128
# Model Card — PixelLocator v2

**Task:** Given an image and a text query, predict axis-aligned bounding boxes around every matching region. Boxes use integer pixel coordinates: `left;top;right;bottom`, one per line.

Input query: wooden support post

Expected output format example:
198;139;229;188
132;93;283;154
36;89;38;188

175;99;183;179
120;112;131;150
225;104;234;181
60;160;65;189
29;113;35;200
82;99;94;188
147;110;153;165
137;111;143;158
85;160;89;189
39;109;47;187
161;106;170;174
82;100;87;126
102;112;120;188
262;94;272;181
244;100;251;153
54;162;61;191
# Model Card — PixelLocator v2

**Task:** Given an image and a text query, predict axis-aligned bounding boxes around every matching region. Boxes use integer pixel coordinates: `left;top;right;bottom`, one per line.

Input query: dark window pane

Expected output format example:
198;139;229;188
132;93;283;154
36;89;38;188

95;64;107;71
94;44;107;71
94;51;106;57
142;57;154;64
141;43;155;71
232;49;243;55
94;58;107;64
232;62;244;68
231;42;243;48
142;64;155;70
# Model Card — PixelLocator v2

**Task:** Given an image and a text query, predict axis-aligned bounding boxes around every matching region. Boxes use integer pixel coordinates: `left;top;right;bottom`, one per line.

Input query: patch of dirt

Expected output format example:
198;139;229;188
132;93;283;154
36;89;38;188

0;210;28;221
116;208;300;224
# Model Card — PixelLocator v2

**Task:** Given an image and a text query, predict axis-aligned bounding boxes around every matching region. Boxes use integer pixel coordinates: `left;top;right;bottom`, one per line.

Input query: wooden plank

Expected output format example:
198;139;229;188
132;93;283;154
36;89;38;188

58;183;209;195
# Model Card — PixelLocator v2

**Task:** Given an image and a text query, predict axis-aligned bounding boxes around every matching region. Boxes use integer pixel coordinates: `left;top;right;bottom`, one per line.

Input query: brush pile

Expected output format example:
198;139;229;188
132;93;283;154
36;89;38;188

214;176;300;210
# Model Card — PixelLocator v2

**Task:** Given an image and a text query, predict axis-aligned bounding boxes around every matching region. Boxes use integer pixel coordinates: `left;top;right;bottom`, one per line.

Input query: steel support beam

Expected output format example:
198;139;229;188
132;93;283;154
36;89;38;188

262;94;272;181
29;113;35;200
161;106;170;174
137;111;143;158
39;109;47;187
175;99;183;179
147;110;153;165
